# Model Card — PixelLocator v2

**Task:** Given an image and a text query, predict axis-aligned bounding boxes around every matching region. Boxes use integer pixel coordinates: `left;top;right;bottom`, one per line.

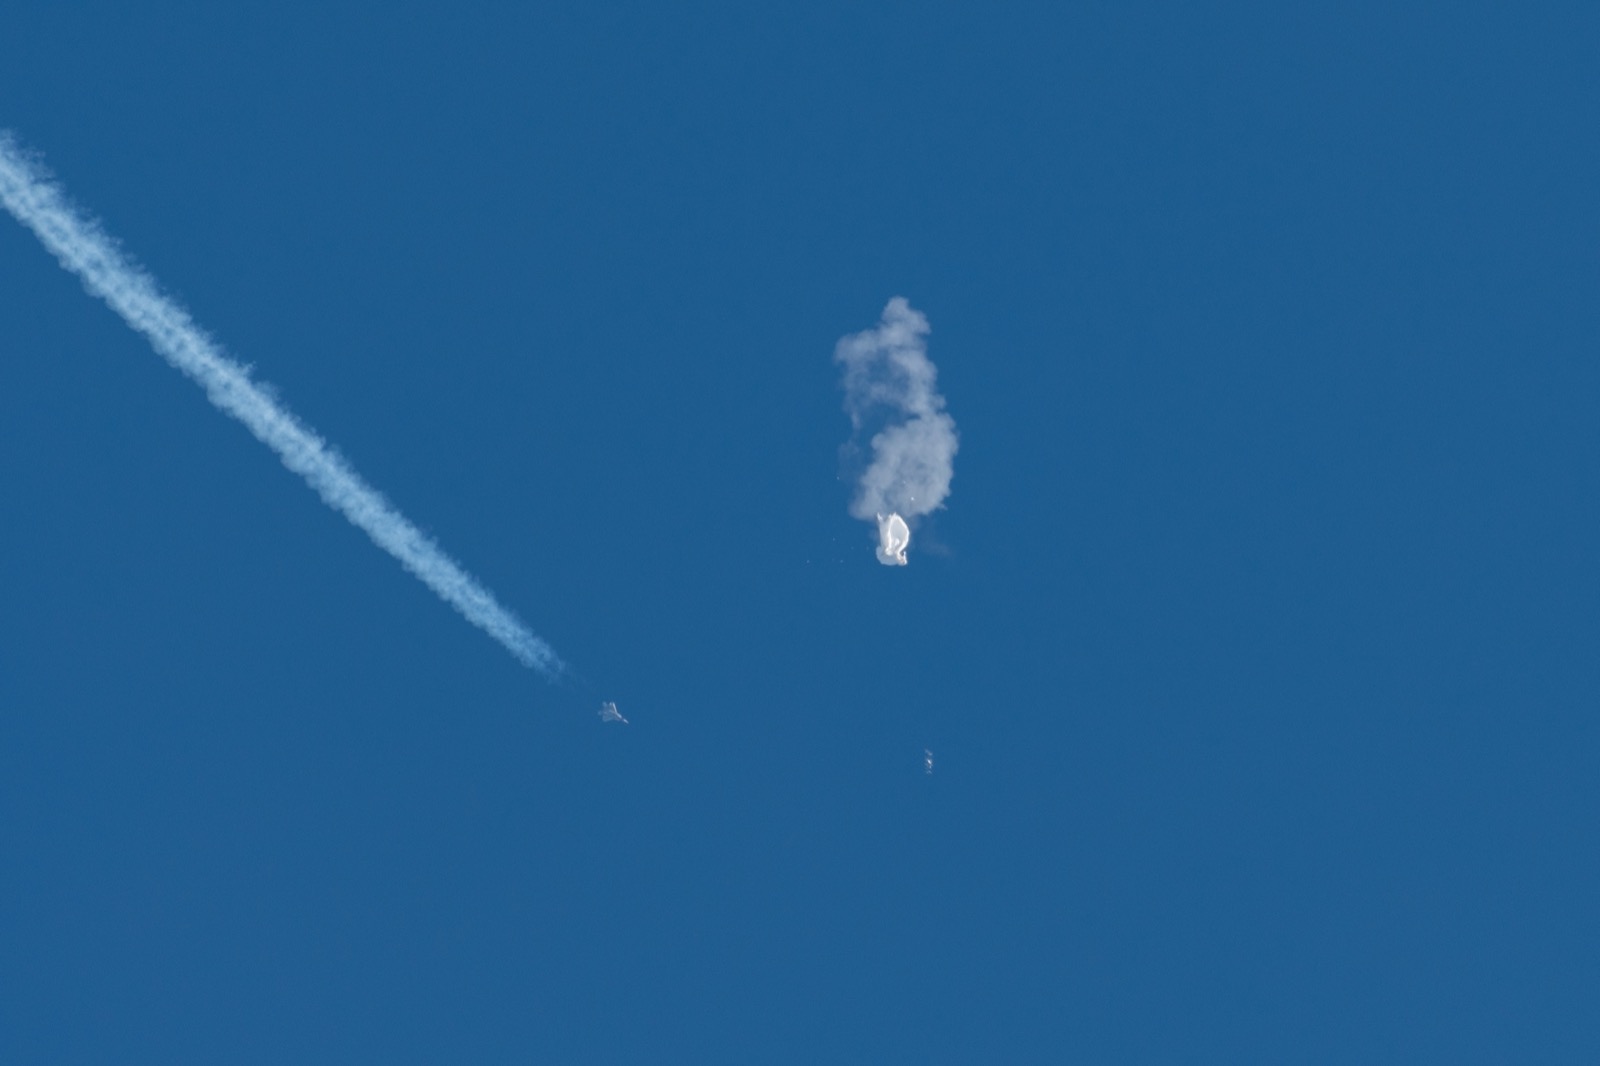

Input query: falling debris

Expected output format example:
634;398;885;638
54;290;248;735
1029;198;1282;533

835;298;958;565
924;749;935;775
876;512;910;566
599;701;628;725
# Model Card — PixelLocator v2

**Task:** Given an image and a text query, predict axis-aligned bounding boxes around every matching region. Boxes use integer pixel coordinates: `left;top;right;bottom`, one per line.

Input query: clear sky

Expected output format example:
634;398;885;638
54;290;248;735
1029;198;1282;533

2;3;1597;1062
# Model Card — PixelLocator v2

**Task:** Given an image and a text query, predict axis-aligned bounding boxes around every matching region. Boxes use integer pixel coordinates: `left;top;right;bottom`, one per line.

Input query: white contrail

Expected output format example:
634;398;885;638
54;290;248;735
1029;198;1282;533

0;134;564;677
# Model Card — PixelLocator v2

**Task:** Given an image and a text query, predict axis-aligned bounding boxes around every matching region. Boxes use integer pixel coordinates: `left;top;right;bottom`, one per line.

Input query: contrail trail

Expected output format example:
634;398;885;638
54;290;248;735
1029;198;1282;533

0;133;564;677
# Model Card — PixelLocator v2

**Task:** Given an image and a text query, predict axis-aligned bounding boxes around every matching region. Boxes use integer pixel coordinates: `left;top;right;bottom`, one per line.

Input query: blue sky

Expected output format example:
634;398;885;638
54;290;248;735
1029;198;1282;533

3;2;1598;1061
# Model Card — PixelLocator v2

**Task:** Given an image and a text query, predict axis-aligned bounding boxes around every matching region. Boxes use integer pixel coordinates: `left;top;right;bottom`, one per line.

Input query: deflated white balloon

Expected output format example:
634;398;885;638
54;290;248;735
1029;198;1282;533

876;512;911;566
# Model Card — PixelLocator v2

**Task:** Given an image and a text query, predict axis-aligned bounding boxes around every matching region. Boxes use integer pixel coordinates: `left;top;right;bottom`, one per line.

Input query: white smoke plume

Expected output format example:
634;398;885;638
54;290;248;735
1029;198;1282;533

0;134;564;677
835;297;957;565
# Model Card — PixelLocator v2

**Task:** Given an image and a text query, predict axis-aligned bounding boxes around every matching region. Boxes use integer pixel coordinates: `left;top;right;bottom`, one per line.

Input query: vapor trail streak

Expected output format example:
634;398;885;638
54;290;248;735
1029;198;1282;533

0;135;563;676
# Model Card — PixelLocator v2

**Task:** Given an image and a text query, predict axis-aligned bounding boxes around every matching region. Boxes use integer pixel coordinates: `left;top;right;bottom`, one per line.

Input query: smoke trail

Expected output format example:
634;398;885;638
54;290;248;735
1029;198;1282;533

0;134;564;676
835;297;958;565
